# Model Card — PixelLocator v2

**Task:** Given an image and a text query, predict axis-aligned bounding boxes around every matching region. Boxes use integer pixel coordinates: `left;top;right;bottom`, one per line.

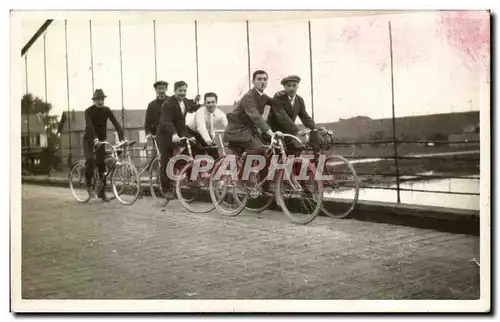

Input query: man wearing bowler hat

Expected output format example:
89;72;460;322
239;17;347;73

268;75;323;151
83;89;125;200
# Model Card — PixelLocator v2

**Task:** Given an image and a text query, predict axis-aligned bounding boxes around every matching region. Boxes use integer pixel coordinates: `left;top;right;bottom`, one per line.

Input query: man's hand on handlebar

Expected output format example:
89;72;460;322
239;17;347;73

172;134;180;143
146;133;154;140
93;139;101;148
266;130;283;138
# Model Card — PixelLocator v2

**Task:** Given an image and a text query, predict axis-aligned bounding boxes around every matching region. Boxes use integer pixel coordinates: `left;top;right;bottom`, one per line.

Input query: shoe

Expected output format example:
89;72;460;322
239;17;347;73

87;185;97;198
162;186;176;200
97;189;110;202
164;191;176;200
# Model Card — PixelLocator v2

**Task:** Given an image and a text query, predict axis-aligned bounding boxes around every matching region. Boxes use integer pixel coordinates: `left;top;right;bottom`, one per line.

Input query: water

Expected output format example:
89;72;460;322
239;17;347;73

326;176;480;211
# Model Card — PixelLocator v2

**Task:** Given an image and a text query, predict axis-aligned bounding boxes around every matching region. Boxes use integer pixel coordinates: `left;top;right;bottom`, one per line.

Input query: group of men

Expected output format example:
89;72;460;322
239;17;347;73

83;69;321;201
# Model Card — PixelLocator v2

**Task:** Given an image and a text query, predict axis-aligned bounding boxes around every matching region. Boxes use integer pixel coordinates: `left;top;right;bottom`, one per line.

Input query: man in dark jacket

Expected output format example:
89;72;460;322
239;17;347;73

156;80;200;198
268;75;322;151
223;70;276;155
83;89;124;200
144;80;169;139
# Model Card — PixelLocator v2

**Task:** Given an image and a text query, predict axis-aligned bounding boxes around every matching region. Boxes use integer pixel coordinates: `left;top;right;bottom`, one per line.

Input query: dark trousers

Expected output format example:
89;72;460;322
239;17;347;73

227;137;270;183
159;145;175;191
186;127;220;160
83;138;106;186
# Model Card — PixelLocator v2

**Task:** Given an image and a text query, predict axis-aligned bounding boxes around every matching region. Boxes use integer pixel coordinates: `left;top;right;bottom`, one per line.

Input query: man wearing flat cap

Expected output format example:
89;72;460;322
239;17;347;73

144;80;169;140
268;74;322;151
83;89;125;200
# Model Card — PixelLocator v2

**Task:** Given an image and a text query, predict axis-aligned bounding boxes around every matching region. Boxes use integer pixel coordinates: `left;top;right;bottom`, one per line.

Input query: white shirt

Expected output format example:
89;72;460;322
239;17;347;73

178;99;187;115
289;95;296;106
186;106;228;143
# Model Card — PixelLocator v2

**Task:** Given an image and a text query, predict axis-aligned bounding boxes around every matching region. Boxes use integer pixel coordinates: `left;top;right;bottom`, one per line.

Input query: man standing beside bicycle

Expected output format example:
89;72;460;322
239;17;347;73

144;80;169;157
83;89;125;201
156;80;201;199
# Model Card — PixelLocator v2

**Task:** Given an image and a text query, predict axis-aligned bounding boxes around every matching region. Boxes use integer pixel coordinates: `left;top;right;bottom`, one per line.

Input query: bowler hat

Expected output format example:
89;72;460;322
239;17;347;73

153;80;169;88
280;75;301;86
92;89;107;100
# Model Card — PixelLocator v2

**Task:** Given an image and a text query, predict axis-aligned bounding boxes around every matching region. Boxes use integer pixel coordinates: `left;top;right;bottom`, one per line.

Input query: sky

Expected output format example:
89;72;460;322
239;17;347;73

20;11;490;123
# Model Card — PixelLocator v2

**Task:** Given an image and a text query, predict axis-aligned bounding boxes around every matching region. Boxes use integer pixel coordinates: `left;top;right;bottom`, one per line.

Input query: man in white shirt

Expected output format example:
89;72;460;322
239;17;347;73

186;92;228;147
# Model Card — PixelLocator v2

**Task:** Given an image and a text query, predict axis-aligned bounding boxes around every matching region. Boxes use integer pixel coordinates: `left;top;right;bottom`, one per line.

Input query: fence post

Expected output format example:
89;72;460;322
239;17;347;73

194;20;200;95
118;20;125;131
246;20;251;90
153;20;157;82
65;20;72;166
43;33;48;141
388;21;401;203
308;20;315;122
89;20;95;93
24;55;31;173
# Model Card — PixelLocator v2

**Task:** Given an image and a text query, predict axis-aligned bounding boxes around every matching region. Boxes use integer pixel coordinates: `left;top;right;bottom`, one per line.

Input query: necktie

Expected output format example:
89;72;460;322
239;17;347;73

209;113;214;139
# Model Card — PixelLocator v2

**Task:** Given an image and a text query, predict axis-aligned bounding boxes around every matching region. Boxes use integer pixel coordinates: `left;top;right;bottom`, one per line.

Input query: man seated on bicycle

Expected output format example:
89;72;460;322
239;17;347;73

224;70;278;155
224;70;281;190
185;92;228;160
268;75;324;153
83;89;125;200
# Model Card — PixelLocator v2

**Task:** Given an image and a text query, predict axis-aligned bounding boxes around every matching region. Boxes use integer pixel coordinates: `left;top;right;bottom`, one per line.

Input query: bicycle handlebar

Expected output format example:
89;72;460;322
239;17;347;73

270;132;304;147
94;140;132;153
177;136;197;143
299;128;334;136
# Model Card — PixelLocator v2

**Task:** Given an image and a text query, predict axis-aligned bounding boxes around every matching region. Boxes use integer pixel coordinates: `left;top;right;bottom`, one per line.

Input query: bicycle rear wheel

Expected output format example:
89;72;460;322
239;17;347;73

68;161;91;203
321;155;359;218
275;168;324;225
209;156;248;216
176;162;214;213
111;161;141;205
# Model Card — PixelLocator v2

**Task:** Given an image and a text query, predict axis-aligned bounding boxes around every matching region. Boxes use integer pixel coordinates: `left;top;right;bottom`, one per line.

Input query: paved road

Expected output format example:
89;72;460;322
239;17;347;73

21;184;480;300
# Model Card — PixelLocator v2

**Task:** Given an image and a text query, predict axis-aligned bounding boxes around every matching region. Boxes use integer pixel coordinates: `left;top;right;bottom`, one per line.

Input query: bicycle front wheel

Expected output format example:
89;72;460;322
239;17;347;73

275;169;324;225
68;161;91;203
176;161;215;213
209;156;248;216
321;155;359;218
111;161;141;205
149;157;168;206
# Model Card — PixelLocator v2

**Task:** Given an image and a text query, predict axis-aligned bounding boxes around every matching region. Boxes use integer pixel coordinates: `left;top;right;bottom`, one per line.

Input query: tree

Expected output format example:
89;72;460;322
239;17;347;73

21;93;53;115
21;93;61;172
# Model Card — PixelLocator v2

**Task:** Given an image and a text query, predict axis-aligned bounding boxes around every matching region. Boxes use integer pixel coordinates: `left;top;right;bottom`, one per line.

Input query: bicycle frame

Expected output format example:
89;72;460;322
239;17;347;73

93;141;133;188
137;136;162;177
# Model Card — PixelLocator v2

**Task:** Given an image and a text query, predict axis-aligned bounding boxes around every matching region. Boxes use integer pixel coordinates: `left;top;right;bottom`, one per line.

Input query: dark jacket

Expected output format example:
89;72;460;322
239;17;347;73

83;105;124;141
268;92;316;135
144;96;169;135
224;88;272;143
157;96;199;148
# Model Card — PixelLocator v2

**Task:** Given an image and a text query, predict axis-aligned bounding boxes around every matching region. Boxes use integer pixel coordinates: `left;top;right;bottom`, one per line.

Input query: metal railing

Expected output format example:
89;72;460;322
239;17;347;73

21;18;481;206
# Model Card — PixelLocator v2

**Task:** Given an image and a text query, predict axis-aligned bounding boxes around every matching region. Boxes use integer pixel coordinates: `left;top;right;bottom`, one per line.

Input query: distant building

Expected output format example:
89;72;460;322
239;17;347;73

22;114;48;169
57;105;234;167
448;123;480;147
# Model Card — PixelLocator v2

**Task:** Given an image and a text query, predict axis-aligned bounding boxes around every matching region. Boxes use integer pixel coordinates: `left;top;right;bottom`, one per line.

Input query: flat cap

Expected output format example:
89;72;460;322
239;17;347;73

280;75;301;85
153;80;169;88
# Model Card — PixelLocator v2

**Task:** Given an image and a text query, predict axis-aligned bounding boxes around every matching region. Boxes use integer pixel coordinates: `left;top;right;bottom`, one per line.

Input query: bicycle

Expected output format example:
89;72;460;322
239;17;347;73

132;135;169;206
209;132;324;225
300;128;360;218
175;135;221;213
68;140;141;205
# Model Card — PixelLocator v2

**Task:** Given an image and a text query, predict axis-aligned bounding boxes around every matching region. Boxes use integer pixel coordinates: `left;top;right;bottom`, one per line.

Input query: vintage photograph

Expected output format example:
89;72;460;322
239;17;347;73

12;10;490;312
